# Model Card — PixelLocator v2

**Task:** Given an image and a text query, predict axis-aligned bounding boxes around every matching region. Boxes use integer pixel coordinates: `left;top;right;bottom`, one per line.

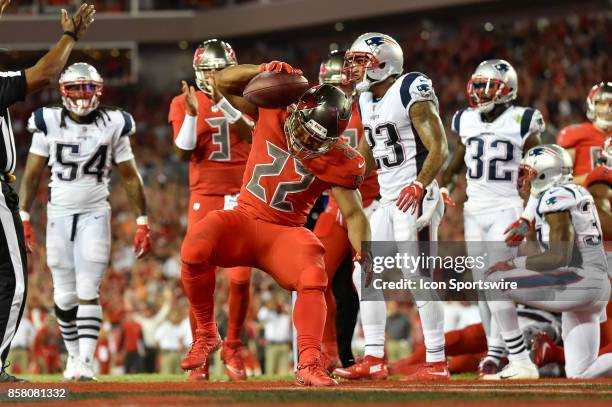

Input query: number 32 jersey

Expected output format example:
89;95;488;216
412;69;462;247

451;106;545;214
359;72;438;204
238;108;365;227
27;106;136;216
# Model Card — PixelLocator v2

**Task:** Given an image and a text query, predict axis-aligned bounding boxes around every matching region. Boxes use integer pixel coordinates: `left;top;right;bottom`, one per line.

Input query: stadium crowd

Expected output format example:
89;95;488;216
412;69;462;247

6;11;610;375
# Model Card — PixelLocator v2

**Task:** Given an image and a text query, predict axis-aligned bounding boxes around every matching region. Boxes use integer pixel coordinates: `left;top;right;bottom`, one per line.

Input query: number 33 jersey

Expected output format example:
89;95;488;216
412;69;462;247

452;105;545;214
27;106;135;216
238;108;365;227
359;72;439;204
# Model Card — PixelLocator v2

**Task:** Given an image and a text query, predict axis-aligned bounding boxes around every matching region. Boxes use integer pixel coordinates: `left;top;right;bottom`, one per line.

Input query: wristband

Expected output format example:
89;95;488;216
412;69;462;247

19;211;30;222
514;256;527;269
216;97;242;124
136;216;149;226
63;31;78;41
175;114;197;150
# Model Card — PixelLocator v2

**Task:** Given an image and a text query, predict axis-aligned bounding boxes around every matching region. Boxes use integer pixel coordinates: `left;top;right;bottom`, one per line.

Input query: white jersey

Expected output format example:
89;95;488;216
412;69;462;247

452;106;545;214
359;72;439;203
27;107;135;217
535;183;608;277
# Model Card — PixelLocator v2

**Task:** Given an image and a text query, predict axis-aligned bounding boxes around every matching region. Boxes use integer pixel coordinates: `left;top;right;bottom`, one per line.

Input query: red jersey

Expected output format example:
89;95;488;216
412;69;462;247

584;165;611;241
168;91;251;195
326;102;379;215
557;123;610;177
238;108;365;227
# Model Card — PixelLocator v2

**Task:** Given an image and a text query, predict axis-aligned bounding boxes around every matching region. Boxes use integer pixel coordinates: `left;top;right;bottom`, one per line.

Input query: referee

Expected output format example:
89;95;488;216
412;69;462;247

0;1;95;382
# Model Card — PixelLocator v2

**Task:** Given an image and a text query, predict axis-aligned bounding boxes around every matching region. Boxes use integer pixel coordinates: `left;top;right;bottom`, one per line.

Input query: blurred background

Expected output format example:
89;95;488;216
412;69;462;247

2;0;610;376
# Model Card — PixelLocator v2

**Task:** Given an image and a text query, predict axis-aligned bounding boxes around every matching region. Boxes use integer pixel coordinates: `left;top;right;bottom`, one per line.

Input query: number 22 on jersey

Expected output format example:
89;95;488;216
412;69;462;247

246;141;314;212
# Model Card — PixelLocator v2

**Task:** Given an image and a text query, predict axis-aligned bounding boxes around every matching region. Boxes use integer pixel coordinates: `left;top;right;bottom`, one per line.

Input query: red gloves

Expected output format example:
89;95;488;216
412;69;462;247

133;219;152;259
439;187;455;207
259;61;302;75
504;217;532;247
397;181;424;213
353;250;374;288
22;219;35;254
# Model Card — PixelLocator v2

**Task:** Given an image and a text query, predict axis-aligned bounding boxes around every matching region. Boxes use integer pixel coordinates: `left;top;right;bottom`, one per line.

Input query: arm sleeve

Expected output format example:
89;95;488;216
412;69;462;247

556;126;578;148
113;134;135;163
29;132;50;157
399;72;439;114
537;187;577;216
0;71;27;108
521;108;545;139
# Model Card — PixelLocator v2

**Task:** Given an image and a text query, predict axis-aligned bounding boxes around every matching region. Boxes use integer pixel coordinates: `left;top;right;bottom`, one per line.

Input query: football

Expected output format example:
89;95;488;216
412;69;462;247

243;71;309;108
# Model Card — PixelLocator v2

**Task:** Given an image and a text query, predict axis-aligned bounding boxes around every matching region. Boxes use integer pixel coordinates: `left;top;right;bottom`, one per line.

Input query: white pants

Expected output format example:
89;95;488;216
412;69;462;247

47;209;111;308
487;268;611;377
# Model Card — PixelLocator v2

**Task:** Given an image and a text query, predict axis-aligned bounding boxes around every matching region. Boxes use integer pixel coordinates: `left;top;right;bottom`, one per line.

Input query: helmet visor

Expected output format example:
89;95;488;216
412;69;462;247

467;77;510;108
517;164;537;195
284;111;337;160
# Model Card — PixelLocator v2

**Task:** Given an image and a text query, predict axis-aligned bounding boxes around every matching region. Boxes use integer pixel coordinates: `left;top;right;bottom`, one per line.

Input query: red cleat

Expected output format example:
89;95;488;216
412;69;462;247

532;332;563;367
187;359;210;381
181;326;222;371
320;351;340;374
478;356;508;377
221;340;247;380
332;355;388;380
401;361;450;381
296;359;338;387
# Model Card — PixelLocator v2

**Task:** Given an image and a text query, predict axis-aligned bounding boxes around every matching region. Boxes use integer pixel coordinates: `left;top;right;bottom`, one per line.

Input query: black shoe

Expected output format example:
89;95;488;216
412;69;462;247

0;362;28;382
0;369;28;382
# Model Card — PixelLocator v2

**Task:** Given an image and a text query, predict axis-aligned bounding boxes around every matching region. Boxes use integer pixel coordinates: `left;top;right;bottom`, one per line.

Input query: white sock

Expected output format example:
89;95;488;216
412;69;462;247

76;304;102;362
416;300;445;362
55;305;80;358
489;300;529;361
353;260;386;358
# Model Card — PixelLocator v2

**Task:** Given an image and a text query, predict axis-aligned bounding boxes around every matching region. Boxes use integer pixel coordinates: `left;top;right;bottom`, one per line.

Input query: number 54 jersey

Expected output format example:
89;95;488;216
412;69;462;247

452;105;545;214
359;72;439;204
27;106;136;217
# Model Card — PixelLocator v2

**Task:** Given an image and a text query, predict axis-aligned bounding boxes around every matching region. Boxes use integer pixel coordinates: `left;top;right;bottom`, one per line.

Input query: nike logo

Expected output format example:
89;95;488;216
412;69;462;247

226;365;245;375
94;215;104;219
500;373;518;379
369;364;382;373
358;161;365;169
296;376;306;385
430;371;449;376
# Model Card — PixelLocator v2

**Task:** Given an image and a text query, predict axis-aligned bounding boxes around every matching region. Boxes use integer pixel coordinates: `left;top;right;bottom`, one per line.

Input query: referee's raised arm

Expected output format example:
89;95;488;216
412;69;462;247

0;1;95;383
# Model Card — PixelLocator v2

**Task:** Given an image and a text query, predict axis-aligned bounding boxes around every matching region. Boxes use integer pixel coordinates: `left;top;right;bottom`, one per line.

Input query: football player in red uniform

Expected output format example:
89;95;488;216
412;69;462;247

168;39;253;381
180;61;371;386
557;82;611;184
313;50;379;371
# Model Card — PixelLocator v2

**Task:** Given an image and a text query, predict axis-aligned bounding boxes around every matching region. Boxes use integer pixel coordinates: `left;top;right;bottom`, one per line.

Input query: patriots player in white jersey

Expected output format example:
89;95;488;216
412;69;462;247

485;144;612;379
333;33;450;381
18;63;152;381
440;59;543;376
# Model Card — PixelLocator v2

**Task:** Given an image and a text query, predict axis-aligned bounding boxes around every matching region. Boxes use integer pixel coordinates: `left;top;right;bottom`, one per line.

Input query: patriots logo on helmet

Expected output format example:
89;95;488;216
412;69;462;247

365;37;386;47
546;197;557;205
494;63;510;73
529;147;545;156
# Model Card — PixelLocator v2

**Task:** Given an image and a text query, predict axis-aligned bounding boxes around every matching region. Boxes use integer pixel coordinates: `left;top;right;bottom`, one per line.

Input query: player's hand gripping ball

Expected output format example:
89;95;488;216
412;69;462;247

243;61;309;108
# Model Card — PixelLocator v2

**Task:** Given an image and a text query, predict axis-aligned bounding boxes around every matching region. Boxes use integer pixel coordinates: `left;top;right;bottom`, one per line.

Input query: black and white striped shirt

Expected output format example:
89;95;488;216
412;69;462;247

0;70;27;176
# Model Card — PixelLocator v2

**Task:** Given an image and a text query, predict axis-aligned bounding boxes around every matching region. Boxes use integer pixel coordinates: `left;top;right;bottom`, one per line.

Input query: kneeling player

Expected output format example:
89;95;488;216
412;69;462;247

19;63;151;381
180;62;371;386
486;145;612;379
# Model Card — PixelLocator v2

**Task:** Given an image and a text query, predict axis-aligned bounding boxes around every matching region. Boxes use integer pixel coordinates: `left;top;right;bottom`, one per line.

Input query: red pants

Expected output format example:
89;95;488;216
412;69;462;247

182;208;328;363
313;209;352;358
185;193;251;343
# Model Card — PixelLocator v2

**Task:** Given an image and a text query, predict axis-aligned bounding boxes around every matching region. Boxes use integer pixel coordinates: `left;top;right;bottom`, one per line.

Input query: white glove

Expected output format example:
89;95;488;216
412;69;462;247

416;181;444;231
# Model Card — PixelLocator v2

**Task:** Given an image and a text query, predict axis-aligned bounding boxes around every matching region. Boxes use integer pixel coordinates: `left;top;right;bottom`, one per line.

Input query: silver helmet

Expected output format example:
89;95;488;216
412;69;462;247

193;39;237;95
467;59;518;113
586;82;612;132
319;49;347;85
59;63;103;117
343;32;403;92
518;144;573;197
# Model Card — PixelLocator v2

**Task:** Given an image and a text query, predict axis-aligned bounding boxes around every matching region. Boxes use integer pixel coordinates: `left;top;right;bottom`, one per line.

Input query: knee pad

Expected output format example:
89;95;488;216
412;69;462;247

228;267;251;284
76;279;101;302
181;214;220;265
296;266;327;291
54;290;78;312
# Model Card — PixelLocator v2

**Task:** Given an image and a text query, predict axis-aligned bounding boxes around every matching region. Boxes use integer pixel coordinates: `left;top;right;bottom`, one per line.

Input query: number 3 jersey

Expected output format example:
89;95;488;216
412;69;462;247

359;72;439;204
452;105;545;214
27;107;135;216
534;183;608;277
238;108;365;227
